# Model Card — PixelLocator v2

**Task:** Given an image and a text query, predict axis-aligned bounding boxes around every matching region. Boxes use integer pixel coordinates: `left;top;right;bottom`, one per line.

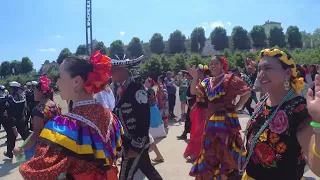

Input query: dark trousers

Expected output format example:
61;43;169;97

120;148;163;180
168;94;176;115
243;92;254;116
183;107;192;135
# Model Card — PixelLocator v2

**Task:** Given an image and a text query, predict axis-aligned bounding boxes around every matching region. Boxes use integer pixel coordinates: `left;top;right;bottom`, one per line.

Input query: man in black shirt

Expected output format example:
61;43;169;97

111;55;162;180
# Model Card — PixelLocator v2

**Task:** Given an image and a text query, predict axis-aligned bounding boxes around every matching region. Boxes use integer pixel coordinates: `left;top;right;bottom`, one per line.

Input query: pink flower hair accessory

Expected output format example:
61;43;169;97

39;76;51;94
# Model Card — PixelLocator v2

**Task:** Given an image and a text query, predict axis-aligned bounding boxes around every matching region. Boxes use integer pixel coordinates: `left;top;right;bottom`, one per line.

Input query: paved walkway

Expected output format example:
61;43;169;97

0;95;318;180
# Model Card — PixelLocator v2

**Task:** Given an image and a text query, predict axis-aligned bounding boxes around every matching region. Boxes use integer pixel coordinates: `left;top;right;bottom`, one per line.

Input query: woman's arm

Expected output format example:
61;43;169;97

235;93;250;111
297;123;320;177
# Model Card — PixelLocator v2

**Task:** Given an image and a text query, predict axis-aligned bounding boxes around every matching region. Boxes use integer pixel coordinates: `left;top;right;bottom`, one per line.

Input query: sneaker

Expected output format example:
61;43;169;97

177;135;187;140
3;151;13;159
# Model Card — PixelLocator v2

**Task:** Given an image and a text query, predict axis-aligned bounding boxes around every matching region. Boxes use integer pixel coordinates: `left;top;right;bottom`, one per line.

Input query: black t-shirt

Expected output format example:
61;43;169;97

245;96;309;180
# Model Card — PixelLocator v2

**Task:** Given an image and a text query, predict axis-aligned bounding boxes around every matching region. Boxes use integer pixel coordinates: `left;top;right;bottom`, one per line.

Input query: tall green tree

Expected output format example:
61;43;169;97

312;28;320;48
250;25;267;48
75;44;87;55
149;33;165;54
187;54;205;66
0;61;10;77
10;60;21;75
20;57;34;74
268;26;286;48
190;27;206;53
160;55;171;73
170;54;186;74
140;54;163;80
301;31;313;48
286;26;303;48
210;27;229;51
57;48;72;64
128;37;144;58
231;26;251;50
168;30;186;54
109;40;125;59
93;41;108;55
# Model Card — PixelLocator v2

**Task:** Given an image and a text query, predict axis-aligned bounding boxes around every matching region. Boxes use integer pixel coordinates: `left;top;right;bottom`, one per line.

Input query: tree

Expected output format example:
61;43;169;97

140;54;163;80
20;57;33;74
170;54;186;74
160;55;171;73
301;31;313;48
0;61;10;77
149;33;165;54
190;27;206;53
286;26;303;48
231;26;251;50
109;40;125;59
168;30;186;54
187;54;205;66
57;48;72;64
250;25;267;48
10;60;21;75
128;37;144;58
312;28;320;48
210;27;229;51
75;44;87;55
268;26;286;48
93;41;108;55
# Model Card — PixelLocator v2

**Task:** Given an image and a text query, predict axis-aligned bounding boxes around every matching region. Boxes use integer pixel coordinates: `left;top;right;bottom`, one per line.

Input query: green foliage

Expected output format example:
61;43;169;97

0;74;38;87
187;54;205;66
190;27;206;52
312;28;320;48
231;26;251;50
210;27;229;51
10;60;21;75
76;44;88;55
0;61;11;77
301;31;313;48
168;30;186;54
160;55;171;73
109;40;124;59
268;27;286;48
140;54;163;80
20;57;34;74
93;41;108;55
170;54;187;74
57;48;72;64
149;33;165;54
128;37;144;58
250;25;267;48
286;26;303;48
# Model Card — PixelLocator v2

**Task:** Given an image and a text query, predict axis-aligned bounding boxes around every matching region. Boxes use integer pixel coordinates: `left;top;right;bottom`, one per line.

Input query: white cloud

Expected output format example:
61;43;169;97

37;48;57;52
201;21;232;29
55;35;63;38
120;31;126;36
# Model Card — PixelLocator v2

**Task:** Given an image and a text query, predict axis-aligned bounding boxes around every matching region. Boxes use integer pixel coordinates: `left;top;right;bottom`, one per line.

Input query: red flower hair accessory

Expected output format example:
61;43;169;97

39;76;51;94
220;57;229;73
84;50;112;94
147;77;156;87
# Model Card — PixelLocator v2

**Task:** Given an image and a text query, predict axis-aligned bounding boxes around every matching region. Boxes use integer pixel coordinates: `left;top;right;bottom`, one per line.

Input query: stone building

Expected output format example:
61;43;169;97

262;20;282;35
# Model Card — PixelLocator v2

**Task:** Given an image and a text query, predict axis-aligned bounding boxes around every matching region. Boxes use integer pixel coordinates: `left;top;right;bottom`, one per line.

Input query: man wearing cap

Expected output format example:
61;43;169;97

0;85;8;139
164;71;177;118
111;55;162;180
4;81;30;158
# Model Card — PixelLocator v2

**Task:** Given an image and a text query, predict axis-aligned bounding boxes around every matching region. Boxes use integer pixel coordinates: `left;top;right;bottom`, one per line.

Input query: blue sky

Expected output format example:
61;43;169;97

0;0;319;70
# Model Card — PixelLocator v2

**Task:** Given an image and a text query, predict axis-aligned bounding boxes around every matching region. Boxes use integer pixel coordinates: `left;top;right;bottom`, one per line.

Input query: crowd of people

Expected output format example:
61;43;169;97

0;48;319;180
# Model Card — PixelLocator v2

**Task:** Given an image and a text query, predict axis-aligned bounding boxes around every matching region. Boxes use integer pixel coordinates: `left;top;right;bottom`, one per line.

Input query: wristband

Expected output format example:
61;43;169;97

310;121;320;128
312;143;320;159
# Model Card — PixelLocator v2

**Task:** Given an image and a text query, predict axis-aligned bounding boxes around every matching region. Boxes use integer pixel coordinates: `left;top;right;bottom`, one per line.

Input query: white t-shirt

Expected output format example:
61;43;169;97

94;90;115;111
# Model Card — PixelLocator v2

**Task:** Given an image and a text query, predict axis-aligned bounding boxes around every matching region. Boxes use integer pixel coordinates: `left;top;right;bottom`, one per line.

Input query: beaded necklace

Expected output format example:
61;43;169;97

72;99;97;109
238;88;294;175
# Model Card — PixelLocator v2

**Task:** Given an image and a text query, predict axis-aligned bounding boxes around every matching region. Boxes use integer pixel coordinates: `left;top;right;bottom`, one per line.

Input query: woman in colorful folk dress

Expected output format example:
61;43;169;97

13;76;61;161
19;51;123;180
183;66;210;162
157;76;169;127
187;57;251;180
239;49;320;180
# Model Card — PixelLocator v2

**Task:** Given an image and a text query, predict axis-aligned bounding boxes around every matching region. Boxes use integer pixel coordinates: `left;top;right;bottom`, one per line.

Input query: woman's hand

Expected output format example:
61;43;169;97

307;74;320;122
187;65;198;80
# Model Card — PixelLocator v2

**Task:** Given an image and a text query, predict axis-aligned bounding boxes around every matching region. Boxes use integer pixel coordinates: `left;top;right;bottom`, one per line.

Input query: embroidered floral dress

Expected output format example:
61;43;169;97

190;74;250;180
157;83;169;121
19;101;123;180
244;96;309;180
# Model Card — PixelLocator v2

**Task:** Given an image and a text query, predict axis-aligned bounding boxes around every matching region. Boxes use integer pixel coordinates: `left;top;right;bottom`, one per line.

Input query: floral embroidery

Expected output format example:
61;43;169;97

254;142;276;167
293;104;305;113
276;142;287;153
269;110;288;134
259;130;268;142
268;132;280;144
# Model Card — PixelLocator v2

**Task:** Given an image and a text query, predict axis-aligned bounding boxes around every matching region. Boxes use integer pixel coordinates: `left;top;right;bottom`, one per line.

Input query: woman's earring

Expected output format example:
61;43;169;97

284;80;290;90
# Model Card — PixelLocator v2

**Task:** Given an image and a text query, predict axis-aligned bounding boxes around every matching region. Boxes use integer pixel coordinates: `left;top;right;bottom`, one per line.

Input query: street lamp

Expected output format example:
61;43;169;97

85;0;93;55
